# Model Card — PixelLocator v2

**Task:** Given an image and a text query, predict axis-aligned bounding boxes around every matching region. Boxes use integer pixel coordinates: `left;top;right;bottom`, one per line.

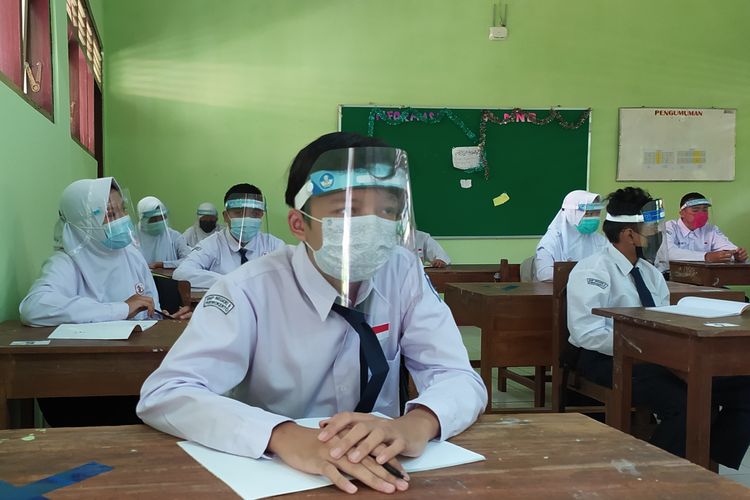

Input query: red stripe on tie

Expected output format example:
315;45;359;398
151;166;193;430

372;323;389;334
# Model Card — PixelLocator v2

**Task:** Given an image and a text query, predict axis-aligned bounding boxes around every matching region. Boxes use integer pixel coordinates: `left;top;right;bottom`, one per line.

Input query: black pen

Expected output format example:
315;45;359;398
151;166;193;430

381;462;406;480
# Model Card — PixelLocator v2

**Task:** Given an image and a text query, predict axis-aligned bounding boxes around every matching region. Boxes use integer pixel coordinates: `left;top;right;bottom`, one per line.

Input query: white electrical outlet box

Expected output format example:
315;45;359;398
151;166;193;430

489;26;508;41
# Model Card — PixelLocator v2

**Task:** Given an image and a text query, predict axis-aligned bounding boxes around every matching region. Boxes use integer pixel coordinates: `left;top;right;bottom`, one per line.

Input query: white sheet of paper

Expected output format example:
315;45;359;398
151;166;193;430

647;296;749;318
451;146;481;170
178;416;485;499
48;320;157;340
10;340;51;346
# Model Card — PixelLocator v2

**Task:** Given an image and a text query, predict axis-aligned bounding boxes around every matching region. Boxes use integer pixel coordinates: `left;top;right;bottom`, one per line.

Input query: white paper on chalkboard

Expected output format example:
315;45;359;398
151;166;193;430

617;108;736;181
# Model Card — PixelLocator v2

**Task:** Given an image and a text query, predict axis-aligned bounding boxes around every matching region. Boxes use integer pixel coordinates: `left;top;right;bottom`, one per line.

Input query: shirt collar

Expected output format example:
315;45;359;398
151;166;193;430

677;218;697;237
222;227;254;253
290;243;385;321
607;243;637;276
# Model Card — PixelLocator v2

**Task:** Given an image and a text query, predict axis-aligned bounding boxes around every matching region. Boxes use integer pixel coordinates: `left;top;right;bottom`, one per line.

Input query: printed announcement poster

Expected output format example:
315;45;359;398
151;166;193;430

617;108;736;181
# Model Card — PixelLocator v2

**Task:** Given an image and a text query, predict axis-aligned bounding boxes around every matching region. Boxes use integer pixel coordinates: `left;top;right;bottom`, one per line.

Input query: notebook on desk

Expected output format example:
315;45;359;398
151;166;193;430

48;320;157;340
648;297;750;319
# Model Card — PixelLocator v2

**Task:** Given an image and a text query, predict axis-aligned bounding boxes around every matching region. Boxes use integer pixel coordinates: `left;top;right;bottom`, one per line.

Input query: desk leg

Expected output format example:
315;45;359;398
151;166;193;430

479;322;493;413
0;389;8;430
534;366;546;407
611;330;632;431
686;369;713;469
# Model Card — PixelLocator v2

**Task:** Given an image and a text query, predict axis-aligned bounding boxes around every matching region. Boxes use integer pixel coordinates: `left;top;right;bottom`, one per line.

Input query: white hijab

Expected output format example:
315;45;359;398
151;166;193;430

137;196;178;263
55;177;160;307
536;190;608;262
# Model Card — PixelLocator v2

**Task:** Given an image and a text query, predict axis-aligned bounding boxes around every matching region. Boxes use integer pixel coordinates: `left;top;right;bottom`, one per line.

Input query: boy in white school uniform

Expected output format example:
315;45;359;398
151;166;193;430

665;192;747;263
138;132;486;494
567;187;750;469
414;230;450;267
173;183;284;288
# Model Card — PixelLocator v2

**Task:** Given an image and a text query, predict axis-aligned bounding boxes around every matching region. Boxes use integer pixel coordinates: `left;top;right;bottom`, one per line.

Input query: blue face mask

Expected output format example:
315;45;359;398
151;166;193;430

229;217;262;243
576;216;600;235
102;216;134;249
141;219;167;236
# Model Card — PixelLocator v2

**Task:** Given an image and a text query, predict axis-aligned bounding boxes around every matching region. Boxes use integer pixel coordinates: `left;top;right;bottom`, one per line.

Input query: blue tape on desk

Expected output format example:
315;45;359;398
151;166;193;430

0;461;113;499
501;284;519;291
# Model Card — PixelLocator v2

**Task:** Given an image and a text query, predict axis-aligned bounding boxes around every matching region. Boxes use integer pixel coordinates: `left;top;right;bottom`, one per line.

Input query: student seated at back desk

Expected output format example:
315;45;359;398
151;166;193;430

136;196;192;270
173;184;284;289
182;201;223;247
534;190;608;282
665;192;747;264
567;186;750;469
138;132;486;494
415;229;450;267
19;177;191;427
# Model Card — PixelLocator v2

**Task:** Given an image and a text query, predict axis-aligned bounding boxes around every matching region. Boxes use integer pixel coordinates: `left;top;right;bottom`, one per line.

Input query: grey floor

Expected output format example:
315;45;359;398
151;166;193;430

459;326;750;487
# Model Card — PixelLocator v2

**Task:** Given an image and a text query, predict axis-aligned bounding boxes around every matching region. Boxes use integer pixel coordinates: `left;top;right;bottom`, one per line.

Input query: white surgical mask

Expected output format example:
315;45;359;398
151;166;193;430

304;213;400;282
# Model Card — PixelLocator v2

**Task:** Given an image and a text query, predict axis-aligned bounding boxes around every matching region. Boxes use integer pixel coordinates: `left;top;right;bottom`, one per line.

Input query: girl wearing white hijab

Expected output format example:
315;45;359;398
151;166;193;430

533;190;608;282
182;202;223;246
20;177;165;326
136;196;192;269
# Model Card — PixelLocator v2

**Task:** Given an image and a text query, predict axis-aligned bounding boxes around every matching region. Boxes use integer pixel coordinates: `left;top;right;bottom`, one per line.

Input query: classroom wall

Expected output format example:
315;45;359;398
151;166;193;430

0;0;100;322
101;0;750;264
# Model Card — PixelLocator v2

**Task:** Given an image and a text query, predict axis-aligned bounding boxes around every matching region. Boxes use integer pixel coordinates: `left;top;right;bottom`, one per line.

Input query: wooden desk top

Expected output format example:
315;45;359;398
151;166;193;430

670;261;750;270
152;268;175;279
594;307;750;338
446;281;741;300
0;320;186;354
424;264;500;273
0;413;745;498
446;282;552;297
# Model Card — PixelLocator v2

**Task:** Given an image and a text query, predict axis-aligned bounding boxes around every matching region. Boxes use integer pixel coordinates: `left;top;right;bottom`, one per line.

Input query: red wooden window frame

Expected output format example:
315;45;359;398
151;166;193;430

0;0;53;118
68;25;95;155
0;0;23;89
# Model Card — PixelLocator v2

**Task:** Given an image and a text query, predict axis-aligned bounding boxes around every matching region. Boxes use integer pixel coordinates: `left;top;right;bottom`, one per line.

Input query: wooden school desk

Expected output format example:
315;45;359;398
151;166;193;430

593;307;750;469
0;320;186;429
424;264;503;293
670;260;750;287
445;282;745;412
0;413;745;499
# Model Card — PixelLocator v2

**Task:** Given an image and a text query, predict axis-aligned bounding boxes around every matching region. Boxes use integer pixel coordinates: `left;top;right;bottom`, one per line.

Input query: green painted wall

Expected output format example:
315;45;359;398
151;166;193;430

102;0;749;264
0;0;99;321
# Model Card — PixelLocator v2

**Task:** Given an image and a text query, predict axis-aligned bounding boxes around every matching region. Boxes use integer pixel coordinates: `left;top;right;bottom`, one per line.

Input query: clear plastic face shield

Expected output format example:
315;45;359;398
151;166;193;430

58;179;140;254
574;200;605;235
138;197;171;238
223;193;268;250
680;198;712;230
294;147;420;305
636;199;666;264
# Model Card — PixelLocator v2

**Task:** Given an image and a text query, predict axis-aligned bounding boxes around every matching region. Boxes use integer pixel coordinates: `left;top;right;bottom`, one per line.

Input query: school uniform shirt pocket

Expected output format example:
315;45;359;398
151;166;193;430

374;346;403;416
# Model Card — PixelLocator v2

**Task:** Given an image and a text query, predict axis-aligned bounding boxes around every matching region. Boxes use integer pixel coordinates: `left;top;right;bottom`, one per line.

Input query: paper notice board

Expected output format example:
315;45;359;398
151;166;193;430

617;108;736;181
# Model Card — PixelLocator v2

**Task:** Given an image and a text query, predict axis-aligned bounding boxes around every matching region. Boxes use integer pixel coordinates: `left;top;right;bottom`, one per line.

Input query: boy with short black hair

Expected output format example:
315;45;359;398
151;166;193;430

567;186;750;469
138;132;486;494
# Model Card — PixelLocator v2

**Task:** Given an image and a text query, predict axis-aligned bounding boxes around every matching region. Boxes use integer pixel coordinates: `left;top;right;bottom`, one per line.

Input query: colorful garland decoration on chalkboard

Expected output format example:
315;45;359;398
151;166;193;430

477;108;591;179
367;107;477;142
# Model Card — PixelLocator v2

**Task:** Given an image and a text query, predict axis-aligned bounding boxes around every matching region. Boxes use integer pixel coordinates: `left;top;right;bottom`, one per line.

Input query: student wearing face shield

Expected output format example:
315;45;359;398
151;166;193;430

182;202;223;247
137;132;486;495
136;196;192;270
19;177;191;427
665;192;748;264
533;190;608;282
566;187;750;469
172;184;285;288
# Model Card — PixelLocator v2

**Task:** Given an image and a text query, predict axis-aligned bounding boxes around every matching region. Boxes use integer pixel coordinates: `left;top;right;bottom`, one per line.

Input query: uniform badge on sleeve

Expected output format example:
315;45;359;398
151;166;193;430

134;282;146;295
586;278;609;290
203;294;235;314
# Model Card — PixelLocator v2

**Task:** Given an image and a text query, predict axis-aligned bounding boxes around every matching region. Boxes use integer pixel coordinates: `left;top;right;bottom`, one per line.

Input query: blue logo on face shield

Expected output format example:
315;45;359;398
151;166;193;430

319;173;334;189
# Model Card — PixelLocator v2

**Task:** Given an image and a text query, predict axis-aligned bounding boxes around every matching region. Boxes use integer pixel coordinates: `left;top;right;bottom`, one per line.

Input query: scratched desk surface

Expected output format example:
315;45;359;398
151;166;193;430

0;414;746;498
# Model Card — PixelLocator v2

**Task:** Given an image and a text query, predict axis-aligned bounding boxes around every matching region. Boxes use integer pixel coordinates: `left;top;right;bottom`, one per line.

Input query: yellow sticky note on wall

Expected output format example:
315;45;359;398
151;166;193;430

493;193;510;206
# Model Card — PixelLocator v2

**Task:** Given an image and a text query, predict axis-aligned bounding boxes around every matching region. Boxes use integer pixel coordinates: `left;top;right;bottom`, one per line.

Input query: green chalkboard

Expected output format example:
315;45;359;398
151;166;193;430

339;106;591;237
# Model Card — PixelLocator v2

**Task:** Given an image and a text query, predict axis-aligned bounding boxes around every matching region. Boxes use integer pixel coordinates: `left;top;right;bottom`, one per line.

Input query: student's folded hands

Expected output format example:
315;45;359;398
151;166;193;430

267;421;409;494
